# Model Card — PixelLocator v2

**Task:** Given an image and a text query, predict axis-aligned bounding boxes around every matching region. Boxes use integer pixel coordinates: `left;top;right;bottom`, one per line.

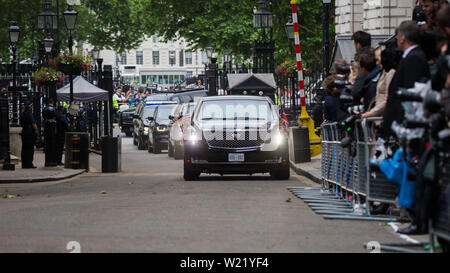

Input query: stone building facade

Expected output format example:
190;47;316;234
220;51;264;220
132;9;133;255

335;0;416;35
82;36;207;87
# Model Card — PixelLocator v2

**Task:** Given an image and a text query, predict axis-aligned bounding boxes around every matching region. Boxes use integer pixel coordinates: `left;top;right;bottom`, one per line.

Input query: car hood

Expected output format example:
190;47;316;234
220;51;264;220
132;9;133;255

195;120;271;131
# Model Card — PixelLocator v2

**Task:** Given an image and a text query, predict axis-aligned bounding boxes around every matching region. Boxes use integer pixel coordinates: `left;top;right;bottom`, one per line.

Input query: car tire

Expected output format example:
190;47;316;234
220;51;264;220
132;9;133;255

270;164;290;180
183;155;200;181
133;133;137;145
153;138;161;154
168;142;174;157
174;144;184;160
137;136;145;150
147;140;153;153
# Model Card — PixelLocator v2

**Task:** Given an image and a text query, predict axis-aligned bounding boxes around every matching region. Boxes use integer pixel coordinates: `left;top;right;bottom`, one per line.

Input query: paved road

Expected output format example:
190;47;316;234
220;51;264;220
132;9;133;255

0;129;405;253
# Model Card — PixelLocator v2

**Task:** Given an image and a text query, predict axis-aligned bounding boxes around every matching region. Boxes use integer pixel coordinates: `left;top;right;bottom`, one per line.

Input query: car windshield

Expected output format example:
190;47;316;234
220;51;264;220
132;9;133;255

146;94;169;101
156;105;177;123
143;106;157;118
199;100;272;121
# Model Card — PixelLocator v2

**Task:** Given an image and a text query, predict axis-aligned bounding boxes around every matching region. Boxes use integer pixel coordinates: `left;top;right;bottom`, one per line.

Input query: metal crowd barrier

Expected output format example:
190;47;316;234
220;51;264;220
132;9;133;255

288;117;398;221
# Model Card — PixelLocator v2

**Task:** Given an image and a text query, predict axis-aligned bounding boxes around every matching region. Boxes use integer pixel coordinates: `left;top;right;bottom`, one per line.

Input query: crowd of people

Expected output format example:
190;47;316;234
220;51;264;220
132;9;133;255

319;1;450;240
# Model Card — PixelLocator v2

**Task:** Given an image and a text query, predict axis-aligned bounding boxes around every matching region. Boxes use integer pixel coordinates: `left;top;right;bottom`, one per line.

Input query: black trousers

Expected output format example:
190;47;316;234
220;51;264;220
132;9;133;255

21;135;35;168
55;136;65;164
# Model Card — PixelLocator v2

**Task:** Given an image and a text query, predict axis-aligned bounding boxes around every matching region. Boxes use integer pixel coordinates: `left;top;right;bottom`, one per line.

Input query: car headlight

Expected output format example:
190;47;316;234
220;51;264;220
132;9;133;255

143;126;149;134
157;126;166;132
274;132;284;146
184;127;202;143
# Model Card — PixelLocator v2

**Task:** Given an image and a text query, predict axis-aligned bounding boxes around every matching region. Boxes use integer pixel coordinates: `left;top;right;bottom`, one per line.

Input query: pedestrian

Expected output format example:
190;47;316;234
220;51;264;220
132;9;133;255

76;109;87;132
55;105;69;165
19;101;39;169
383;21;430;139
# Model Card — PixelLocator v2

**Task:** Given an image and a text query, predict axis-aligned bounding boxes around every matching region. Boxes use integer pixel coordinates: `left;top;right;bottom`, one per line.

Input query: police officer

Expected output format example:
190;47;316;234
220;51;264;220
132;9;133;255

76;109;87;132
43;98;58;167
19;101;39;168
55;105;69;165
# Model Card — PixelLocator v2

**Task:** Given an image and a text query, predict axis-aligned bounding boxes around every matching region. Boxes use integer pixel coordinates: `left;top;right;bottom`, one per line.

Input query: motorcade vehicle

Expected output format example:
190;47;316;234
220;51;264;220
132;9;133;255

132;100;177;150
119;106;136;136
147;104;178;153
183;95;290;180
168;102;196;159
145;89;207;104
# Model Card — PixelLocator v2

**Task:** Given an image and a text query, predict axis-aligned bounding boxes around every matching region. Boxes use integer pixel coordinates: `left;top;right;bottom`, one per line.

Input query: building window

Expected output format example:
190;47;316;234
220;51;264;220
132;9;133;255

179;50;184;67
169;51;176;66
121;52;127;65
152;35;159;43
136;51;143;65
185;51;192;65
153;51;159;65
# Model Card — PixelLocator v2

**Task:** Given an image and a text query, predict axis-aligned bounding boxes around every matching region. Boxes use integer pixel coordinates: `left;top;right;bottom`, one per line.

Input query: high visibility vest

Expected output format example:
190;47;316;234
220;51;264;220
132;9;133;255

274;93;281;106
113;96;119;109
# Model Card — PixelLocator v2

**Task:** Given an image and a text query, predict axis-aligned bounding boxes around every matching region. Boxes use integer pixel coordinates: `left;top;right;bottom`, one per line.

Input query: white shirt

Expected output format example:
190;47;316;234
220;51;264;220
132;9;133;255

402;45;418;59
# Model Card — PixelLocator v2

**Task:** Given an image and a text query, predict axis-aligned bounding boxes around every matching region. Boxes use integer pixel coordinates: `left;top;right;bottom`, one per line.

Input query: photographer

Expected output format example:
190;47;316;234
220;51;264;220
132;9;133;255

321;75;348;123
383;21;430;139
421;0;441;29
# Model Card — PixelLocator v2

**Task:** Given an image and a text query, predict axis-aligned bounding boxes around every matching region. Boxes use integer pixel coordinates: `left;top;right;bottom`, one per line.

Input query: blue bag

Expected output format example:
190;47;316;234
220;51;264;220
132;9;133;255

379;148;416;210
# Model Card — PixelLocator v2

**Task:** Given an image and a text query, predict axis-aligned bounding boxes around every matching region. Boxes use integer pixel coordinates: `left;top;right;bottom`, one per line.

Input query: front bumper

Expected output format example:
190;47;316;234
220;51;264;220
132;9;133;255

184;140;289;174
120;123;134;133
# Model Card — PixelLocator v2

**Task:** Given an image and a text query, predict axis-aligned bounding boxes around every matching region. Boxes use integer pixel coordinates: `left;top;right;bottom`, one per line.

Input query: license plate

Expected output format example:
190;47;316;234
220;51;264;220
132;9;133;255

228;153;244;162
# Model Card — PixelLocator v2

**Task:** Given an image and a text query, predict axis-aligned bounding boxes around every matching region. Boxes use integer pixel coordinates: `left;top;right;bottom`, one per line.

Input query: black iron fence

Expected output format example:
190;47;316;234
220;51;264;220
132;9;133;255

184;61;324;125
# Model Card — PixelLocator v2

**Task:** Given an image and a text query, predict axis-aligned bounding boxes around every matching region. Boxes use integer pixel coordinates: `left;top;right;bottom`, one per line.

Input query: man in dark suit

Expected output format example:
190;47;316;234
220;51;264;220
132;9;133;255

382;21;430;235
383;21;430;139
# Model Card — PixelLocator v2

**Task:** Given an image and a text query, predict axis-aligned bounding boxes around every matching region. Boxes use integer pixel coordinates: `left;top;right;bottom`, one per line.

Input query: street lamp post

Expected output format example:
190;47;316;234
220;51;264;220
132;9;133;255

9;22;20;127
322;0;331;77
252;0;274;74
92;46;107;136
63;3;78;105
205;45;217;96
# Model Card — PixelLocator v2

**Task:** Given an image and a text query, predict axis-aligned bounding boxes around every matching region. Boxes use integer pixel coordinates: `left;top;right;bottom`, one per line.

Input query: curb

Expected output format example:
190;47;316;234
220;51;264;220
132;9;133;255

290;160;321;184
0;169;86;184
89;149;102;156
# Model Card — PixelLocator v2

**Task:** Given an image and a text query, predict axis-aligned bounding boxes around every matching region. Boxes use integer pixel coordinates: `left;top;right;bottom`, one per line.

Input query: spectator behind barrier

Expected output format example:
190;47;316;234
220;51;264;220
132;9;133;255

421;0;441;29
321;74;347;123
353;49;381;112
383;21;431;139
350;31;373;110
362;44;401;118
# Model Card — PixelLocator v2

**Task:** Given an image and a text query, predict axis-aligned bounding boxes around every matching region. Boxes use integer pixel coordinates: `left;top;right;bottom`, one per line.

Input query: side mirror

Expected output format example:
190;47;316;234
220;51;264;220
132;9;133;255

178;114;183;120
169;115;174;121
147;117;154;121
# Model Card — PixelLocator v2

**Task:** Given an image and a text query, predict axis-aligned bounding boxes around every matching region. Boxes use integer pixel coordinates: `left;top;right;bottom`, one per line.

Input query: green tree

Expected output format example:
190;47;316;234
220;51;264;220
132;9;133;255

139;0;333;71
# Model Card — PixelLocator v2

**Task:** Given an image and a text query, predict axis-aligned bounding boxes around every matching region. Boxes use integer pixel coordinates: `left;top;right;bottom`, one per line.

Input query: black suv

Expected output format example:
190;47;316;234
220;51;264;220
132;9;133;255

147;104;178;154
133;101;177;150
183;96;290;180
145;89;207;103
119;106;135;136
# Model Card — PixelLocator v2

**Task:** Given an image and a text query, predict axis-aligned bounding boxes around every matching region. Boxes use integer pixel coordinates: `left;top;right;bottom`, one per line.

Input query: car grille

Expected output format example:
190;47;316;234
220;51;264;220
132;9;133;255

204;130;268;149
